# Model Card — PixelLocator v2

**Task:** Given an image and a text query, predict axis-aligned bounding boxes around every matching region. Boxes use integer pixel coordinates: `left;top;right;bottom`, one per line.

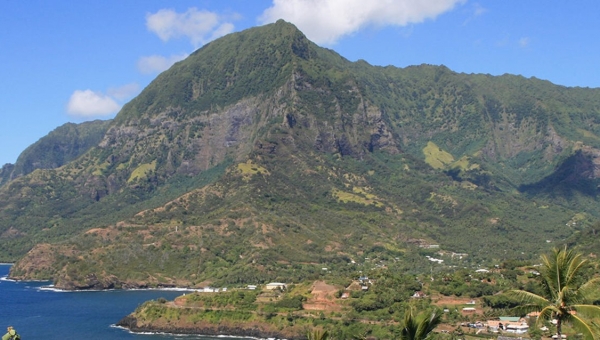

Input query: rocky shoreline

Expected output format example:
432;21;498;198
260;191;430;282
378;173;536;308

116;315;305;340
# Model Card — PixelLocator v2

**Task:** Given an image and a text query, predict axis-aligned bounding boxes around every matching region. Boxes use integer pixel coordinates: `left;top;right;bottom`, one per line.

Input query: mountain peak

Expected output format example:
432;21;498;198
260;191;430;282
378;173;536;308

117;20;317;123
270;19;312;59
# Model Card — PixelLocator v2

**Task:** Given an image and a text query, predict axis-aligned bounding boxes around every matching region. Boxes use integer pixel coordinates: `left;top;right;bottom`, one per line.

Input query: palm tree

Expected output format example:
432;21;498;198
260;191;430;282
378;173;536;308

507;246;600;340
306;329;329;340
399;308;442;340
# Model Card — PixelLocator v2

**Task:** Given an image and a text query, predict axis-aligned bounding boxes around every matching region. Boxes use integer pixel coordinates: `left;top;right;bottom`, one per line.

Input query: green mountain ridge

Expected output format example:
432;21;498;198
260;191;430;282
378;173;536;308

0;119;111;186
3;20;600;287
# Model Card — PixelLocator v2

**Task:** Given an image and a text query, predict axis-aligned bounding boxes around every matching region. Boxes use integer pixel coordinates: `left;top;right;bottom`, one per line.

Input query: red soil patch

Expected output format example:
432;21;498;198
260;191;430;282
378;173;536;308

432;296;477;306
303;281;343;312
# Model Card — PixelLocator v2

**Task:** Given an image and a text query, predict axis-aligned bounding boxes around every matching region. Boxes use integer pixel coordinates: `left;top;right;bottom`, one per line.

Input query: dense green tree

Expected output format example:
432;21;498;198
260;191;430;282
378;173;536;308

507;246;600;340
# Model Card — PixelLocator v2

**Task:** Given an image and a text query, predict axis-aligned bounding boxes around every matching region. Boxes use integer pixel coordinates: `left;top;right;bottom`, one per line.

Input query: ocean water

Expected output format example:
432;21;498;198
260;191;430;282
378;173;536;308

0;265;253;340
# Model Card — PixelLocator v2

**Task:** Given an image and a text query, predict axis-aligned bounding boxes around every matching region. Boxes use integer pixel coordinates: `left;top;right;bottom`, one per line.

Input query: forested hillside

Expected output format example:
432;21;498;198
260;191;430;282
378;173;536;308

3;20;600;287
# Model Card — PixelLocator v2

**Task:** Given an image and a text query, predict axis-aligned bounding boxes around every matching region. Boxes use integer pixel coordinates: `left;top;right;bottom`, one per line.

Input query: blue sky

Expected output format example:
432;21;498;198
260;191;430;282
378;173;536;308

1;0;599;166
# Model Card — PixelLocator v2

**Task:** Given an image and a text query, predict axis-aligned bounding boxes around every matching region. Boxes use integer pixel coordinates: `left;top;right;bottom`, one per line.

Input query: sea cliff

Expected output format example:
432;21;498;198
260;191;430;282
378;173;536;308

116;313;305;340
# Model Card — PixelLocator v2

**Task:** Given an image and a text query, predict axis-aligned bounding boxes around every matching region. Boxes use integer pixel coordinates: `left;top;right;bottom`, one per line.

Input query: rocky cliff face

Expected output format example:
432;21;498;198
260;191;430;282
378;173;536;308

0;163;15;187
117;314;305;340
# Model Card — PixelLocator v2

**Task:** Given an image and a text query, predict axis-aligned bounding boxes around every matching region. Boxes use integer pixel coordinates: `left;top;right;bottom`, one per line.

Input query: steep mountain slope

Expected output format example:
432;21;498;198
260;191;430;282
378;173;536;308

4;21;600;286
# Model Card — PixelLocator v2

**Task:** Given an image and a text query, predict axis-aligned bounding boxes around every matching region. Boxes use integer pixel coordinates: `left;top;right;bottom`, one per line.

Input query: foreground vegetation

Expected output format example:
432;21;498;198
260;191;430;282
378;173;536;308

508;247;600;340
119;247;600;339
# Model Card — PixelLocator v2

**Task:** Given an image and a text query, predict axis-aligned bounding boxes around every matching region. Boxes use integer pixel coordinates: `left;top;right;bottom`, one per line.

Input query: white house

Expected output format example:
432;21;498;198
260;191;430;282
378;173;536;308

505;324;529;334
412;291;427;298
265;282;287;290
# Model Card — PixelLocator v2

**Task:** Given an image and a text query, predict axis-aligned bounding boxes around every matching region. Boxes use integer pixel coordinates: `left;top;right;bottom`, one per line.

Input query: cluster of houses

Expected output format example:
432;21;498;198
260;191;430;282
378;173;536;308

196;279;563;338
197;282;287;293
425;255;444;264
245;282;287;291
461;313;570;336
198;286;227;293
488;317;530;334
358;275;371;291
462;317;530;334
340;276;372;299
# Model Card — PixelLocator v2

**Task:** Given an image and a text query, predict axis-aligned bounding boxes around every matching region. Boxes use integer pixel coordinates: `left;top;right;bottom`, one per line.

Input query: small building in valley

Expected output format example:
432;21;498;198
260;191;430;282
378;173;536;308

266;282;287;290
412;291;427;298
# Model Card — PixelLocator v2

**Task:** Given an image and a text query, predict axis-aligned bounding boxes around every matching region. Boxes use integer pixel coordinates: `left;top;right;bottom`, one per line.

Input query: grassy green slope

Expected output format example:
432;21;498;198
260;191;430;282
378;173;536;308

10;123;584;286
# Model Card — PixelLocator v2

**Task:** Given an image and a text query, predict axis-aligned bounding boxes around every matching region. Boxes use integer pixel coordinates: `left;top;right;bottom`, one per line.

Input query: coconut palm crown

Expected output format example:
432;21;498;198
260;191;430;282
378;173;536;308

507;246;600;340
306;329;329;340
399;308;442;340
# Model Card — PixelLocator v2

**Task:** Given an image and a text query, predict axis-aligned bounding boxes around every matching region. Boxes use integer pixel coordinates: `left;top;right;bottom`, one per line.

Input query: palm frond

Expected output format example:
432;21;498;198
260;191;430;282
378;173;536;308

400;308;441;340
564;251;585;285
506;289;549;306
307;329;329;340
502;247;599;340
566;312;600;340
400;309;420;340
533;306;558;328
416;310;441;339
573;304;600;319
578;277;600;298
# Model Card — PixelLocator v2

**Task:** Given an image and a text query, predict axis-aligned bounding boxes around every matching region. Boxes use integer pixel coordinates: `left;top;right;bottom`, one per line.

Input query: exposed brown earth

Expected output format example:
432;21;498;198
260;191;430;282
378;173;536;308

302;280;343;312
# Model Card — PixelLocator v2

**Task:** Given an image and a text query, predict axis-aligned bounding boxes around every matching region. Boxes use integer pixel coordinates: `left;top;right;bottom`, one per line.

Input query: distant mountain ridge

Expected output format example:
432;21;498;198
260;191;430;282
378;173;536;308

0;120;110;186
3;20;600;288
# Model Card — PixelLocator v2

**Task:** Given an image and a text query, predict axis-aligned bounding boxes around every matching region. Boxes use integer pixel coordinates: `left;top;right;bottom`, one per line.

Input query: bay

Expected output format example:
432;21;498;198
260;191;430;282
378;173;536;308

0;265;253;340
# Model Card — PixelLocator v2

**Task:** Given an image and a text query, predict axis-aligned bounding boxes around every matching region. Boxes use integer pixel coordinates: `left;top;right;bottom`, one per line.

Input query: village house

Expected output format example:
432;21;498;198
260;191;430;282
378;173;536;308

265;282;287;290
487;317;529;334
412;291;427;298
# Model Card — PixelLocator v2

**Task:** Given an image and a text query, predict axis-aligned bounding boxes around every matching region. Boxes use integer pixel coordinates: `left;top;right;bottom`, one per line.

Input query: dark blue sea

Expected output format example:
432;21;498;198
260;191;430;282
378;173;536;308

0;264;253;340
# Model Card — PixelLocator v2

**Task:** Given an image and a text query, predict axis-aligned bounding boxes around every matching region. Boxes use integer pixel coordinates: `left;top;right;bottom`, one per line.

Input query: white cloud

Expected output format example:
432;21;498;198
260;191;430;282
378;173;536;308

519;37;530;48
472;3;487;17
496;35;509;47
67;90;121;118
107;83;140;100
259;0;466;45
137;53;188;75
146;8;235;47
208;22;235;42
462;3;487;26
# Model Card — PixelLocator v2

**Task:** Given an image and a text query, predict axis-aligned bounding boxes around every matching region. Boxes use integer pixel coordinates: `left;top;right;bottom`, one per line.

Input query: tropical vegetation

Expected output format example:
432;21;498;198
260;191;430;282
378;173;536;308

306;329;329;340
507;246;600;339
116;246;600;339
399;308;442;340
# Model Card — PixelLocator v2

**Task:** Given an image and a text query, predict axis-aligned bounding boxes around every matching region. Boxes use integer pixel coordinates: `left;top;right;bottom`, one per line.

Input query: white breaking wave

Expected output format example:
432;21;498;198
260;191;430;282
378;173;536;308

111;324;270;339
